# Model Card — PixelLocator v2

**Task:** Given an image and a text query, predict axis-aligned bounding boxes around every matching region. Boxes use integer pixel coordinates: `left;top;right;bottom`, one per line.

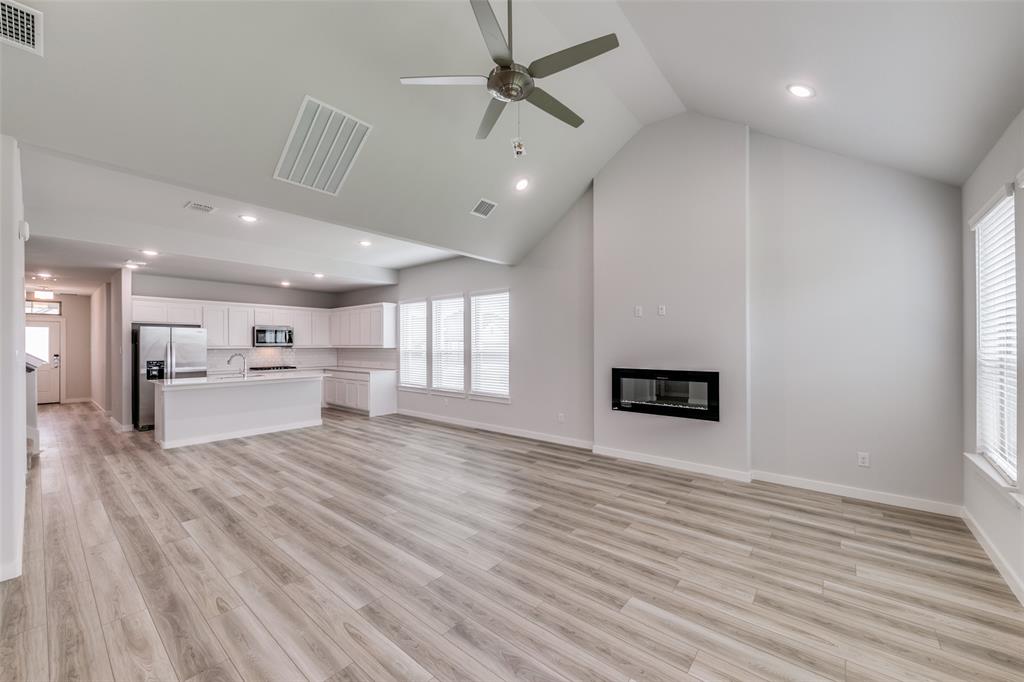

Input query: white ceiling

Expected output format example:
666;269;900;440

622;1;1024;185
24;235;383;295
2;1;678;264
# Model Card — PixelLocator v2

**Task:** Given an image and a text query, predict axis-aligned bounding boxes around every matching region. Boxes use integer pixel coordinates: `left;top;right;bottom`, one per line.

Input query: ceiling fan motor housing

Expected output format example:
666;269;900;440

488;64;534;102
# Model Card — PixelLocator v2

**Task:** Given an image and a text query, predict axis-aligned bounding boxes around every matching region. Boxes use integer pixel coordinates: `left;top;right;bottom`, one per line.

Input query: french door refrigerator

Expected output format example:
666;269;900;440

132;323;207;430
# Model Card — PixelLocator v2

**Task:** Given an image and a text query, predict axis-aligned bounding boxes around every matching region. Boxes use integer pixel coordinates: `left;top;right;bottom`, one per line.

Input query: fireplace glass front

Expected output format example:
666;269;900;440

611;368;719;421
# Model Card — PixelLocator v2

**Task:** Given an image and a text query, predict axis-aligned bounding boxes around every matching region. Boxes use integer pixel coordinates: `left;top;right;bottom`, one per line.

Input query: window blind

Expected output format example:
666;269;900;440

976;194;1017;482
399;301;427;388
431;296;464;392
471;291;509;397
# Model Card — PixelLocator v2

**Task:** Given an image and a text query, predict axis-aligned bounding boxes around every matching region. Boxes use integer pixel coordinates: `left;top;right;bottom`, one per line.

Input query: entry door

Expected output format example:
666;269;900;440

26;319;61;404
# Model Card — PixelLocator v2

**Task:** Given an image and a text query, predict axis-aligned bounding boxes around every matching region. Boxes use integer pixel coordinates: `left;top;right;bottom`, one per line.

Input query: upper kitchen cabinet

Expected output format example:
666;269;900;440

291;310;313;347
203;305;253;348
132;297;204;326
330;303;395;348
253;308;275;326
311;311;332;347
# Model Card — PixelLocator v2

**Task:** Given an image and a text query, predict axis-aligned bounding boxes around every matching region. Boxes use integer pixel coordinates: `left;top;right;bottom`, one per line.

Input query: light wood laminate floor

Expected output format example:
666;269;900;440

2;403;1023;682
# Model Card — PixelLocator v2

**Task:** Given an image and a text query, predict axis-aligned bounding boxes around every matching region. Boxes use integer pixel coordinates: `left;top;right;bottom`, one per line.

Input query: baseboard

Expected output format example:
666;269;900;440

962;507;1024;606
397;409;593;450
750;470;962;517
89;400;107;413
108;416;133;433
591;444;752;482
157;419;323;449
61;397;92;404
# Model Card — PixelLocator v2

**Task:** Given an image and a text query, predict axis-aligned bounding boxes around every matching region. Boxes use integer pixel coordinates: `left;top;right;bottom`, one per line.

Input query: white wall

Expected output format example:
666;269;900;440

592;112;751;478
107;269;132;429
90;284;108;410
960;107;1024;604
749;133;963;507
336;191;595;447
133;273;339;308
1;135;28;581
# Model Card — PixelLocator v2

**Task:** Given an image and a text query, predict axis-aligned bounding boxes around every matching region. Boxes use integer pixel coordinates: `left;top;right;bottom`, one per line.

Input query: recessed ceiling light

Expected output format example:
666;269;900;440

786;84;815;99
125;263;140;270
515;178;529;191
280;281;291;287
358;240;372;247
141;249;159;257
313;273;325;279
37;272;52;279
239;214;258;223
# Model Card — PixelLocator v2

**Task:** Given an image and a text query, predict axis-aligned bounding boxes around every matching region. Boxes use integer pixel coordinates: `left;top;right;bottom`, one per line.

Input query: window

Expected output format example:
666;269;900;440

471;291;509;397
976;193;1017;482
431;296;465;392
398;301;427;388
25;300;60;315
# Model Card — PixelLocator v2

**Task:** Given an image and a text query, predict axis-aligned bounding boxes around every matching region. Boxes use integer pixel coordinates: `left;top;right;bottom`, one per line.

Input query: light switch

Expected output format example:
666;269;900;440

657;305;666;316
634;305;643;318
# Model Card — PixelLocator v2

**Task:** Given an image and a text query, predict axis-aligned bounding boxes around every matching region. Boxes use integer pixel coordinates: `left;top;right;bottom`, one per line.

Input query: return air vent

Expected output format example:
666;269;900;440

470;198;497;218
274;96;371;196
1;0;42;55
182;200;216;214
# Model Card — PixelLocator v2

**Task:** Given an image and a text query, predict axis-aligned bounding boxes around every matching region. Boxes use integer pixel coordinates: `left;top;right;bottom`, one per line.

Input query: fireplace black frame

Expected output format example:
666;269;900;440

611;368;720;422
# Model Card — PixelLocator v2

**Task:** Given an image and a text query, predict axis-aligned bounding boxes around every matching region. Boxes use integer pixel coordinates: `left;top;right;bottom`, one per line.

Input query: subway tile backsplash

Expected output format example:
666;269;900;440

207;347;339;372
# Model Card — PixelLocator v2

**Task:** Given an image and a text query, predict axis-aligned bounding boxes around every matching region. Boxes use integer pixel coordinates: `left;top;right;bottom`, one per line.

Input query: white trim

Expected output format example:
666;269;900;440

962;506;1024;606
1016;170;1024;189
468;392;511;404
157;418;323;449
964;451;1019;493
60;397;92;404
968;182;1015;229
108;416;132;433
89;399;106;413
750;470;962;517
592;444;751;482
397;408;592;449
26;426;39;455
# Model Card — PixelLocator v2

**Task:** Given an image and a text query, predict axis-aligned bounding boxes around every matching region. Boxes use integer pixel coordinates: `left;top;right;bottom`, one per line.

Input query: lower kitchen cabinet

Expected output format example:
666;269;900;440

322;369;397;416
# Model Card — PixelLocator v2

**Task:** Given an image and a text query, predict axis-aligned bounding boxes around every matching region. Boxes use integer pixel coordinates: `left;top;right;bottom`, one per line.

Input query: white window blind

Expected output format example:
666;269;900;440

976;194;1017;482
431;296;464;392
471;291;509;397
399;301;427;388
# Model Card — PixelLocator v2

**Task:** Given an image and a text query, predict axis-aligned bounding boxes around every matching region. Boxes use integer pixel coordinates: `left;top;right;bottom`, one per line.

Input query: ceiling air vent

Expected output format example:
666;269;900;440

470;198;497;218
274;95;371;196
183;200;216;214
1;0;42;55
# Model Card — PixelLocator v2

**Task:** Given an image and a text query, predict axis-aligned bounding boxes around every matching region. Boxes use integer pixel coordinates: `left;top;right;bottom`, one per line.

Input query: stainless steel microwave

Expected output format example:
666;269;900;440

253;325;293;347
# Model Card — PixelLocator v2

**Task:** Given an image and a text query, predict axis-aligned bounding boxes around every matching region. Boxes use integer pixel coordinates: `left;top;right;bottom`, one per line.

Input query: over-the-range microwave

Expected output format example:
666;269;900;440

253;325;293;347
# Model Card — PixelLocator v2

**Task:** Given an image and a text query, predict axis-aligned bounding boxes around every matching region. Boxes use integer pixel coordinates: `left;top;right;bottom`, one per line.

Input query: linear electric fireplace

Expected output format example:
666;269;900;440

612;368;720;421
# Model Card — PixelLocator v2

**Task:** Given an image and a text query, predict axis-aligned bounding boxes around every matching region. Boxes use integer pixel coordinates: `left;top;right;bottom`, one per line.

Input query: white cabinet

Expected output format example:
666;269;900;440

272;309;294;327
323;369;396;416
253;308;275;325
132;298;203;325
204;305;252;348
311;311;331;347
329;303;396;348
291;310;313;347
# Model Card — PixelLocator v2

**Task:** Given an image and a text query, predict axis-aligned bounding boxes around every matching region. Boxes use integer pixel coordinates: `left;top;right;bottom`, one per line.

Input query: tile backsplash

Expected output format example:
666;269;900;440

207;347;339;372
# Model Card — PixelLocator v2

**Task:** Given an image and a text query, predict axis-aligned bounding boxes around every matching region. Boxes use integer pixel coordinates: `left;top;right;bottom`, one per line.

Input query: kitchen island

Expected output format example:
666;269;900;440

151;371;323;449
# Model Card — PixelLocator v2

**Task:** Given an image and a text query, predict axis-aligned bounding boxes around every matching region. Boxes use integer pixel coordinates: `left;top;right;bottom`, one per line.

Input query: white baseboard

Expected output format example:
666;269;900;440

591;444;752;482
750;470;962;517
157;419;323;449
108;416;133;433
962;507;1024;606
61;397;92;404
397;409;593;450
89;400;106;413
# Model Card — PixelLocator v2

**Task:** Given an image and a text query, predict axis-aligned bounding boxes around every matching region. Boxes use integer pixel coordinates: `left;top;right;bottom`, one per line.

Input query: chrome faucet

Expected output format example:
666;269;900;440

227;353;247;378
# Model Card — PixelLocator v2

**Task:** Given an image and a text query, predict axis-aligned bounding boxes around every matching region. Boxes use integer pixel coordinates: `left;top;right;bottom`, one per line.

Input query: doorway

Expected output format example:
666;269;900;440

26;319;62;404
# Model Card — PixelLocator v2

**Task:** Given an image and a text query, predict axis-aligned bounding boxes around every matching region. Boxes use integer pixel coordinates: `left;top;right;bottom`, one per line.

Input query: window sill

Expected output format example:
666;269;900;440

469;393;511;404
428;389;468;399
398;386;428;394
964;452;1024;510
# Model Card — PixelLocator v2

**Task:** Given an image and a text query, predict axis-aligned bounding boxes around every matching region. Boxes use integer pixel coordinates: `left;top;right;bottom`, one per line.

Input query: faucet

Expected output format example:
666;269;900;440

227;353;247;378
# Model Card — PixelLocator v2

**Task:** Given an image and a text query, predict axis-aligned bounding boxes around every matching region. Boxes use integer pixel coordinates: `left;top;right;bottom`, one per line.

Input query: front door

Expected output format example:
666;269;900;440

26;319;61;404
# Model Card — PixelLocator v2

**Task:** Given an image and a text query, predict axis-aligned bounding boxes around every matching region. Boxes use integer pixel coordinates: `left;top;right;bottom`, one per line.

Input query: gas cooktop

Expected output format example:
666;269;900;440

249;365;297;371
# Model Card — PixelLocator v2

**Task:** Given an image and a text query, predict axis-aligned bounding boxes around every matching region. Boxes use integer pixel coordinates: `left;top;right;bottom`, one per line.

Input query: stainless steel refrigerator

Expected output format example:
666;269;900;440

132;323;207;430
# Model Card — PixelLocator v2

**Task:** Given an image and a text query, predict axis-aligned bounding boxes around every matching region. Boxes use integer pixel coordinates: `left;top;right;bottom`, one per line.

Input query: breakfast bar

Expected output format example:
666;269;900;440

151;372;324;449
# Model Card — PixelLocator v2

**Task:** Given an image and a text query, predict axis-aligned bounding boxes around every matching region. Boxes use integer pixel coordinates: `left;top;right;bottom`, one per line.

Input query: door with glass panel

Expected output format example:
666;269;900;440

25;319;61;404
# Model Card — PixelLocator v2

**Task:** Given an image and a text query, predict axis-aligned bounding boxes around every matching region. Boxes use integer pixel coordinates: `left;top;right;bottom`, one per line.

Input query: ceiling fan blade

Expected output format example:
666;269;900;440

476;98;507;139
527;33;620;78
470;0;512;66
400;75;487;86
526;87;583;128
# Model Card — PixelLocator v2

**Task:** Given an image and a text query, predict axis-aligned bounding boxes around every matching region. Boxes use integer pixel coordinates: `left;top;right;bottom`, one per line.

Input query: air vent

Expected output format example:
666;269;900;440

470;198;497;218
1;1;42;55
274;95;371;196
182;200;216;214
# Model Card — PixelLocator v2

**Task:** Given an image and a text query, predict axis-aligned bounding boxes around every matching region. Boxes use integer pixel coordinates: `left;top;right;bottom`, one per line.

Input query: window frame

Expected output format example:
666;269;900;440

428;293;467;395
397;298;428;392
24;299;61;315
468;288;511;402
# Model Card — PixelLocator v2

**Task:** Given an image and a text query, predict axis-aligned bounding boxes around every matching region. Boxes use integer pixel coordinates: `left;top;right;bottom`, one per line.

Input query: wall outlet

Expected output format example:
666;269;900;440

557;412;566;423
657;304;666;316
634;305;643;318
857;451;870;467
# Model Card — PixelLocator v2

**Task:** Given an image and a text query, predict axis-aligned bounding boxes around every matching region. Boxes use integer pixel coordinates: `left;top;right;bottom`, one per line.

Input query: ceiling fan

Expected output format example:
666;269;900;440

400;0;619;139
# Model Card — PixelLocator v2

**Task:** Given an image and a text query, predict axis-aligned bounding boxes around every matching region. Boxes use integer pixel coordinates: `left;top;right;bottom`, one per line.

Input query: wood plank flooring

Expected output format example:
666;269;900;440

2;402;1022;681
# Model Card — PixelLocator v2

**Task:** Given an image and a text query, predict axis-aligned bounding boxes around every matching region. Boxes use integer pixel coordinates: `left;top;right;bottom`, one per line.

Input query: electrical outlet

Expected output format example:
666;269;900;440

657;304;667;316
557;412;566;423
857;451;870;467
634;305;643;318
